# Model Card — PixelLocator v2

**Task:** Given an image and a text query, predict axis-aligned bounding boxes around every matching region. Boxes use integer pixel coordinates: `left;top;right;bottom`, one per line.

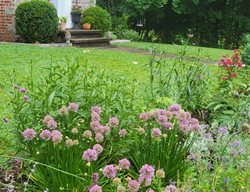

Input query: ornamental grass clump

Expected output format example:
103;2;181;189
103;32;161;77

130;104;200;183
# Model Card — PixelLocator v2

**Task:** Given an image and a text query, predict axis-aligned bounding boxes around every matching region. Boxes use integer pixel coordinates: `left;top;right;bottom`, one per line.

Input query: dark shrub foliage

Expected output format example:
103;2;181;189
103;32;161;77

82;6;112;32
15;0;58;43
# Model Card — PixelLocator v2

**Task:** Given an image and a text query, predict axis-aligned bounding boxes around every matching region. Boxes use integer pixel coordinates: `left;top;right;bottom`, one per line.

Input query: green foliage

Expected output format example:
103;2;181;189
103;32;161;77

242;44;250;66
120;29;142;41
82;6;112;31
15;0;58;43
83;16;95;24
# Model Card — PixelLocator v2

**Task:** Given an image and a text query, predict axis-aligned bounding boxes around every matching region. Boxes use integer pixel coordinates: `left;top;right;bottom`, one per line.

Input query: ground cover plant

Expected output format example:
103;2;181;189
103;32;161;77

0;42;249;191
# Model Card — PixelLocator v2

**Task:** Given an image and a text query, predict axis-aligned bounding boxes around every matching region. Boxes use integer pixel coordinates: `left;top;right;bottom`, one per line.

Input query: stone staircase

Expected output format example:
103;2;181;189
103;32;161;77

58;29;111;47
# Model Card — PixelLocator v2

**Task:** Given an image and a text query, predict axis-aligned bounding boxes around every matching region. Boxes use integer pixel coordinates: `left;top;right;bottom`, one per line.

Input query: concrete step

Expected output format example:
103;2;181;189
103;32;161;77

71;37;112;47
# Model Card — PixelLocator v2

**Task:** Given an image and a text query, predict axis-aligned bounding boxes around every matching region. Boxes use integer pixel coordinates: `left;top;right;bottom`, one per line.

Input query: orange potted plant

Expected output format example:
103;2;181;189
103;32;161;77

82;16;94;30
59;16;67;31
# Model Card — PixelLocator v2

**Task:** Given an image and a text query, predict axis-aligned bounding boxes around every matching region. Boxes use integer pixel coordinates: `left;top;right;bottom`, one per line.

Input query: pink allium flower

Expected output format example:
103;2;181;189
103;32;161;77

165;111;173;118
103;126;111;135
151;128;162;138
92;172;99;184
168;104;181;112
82;149;98;162
147;189;155;192
156;109;167;116
22;128;36;141
119;158;130;170
91;106;102;115
51;130;62;144
189;118;199;125
43;114;53;124
91;121;101;131
91;112;101;122
179;119;190;133
158;115;168;125
83;130;92;138
128;180;140;192
103;164;117;179
68;103;79;112
19;87;27;93
47;119;57;130
39;129;52;141
119;129;128;138
139;112;149;121
108;117;119;127
138;164;155;187
191;124;200;132
95;133;104;143
93;144;103;154
94;125;105;134
164;184;178;192
23;95;29;101
89;184;102;192
163;122;173;129
59;107;68;115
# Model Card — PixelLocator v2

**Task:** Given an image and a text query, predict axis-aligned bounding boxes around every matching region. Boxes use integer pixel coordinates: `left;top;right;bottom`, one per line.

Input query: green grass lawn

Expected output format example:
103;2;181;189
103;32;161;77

112;42;232;61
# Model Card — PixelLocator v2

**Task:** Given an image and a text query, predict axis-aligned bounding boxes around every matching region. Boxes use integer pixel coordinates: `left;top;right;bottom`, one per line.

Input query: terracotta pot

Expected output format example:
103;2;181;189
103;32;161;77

60;23;67;31
83;23;91;30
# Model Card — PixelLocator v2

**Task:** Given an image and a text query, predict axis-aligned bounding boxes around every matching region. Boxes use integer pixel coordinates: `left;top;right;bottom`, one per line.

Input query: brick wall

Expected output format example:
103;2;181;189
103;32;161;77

0;0;16;42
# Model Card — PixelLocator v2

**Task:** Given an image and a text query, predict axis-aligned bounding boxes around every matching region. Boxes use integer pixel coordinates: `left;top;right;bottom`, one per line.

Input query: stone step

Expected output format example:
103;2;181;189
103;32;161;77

71;37;111;47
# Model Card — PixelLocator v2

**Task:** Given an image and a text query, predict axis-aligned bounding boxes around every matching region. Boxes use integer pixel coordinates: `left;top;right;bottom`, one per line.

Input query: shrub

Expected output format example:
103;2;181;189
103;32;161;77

242;44;250;66
120;29;142;41
15;0;58;43
81;6;112;32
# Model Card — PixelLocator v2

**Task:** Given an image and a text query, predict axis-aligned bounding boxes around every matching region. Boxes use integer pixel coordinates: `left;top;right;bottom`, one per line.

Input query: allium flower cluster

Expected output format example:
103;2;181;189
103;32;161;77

59;107;68;115
230;140;245;157
68;102;79;112
103;164;117;179
51;130;63;144
151;128;162;138
82;148;98;162
164;184;178;192
119;129;128;138
119;158;130;170
89;184;102;192
108;117;119;127
22;128;36;141
39;129;52;141
43;115;57;130
138;164;155;187
128;180;140;192
93;144;103;154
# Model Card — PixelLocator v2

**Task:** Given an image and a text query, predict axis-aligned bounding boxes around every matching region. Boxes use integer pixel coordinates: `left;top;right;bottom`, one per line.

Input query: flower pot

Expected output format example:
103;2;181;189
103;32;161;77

60;23;67;31
71;12;82;29
83;23;91;30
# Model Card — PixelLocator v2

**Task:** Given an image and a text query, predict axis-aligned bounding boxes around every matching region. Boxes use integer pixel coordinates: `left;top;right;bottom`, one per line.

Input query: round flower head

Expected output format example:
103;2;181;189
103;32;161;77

39;129;52;141
117;185;126;192
71;128;78;134
73;140;79;145
164;184;178;192
151;128;162;138
128;180;140;192
91;121;101;131
147;189;155;192
92;172;99;184
168;104;181;112
47;119;57;130
65;138;74;147
119;129;128;138
83;130;92;138
179;119;190;133
93;144;103;154
156;109;167;116
158;115;168;125
113;177;121;185
139;112;149;121
95;133;104;143
156;169;165;178
68;103;79;112
23;95;29;101
119;158;130;170
89;184;102;192
103;164;117;179
103;126;111;135
138;128;145;134
43;114;53;124
138;164;155;187
59;107;68;115
163;122;173;129
91;112;101;122
108;117;119;127
91;106;102;115
22;128;36;141
51;130;62;144
82;148;98;162
19;87;27;93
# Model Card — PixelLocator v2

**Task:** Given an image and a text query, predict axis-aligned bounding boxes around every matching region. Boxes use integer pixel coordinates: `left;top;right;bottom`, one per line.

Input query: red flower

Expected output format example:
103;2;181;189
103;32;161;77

222;77;228;81
231;73;238;78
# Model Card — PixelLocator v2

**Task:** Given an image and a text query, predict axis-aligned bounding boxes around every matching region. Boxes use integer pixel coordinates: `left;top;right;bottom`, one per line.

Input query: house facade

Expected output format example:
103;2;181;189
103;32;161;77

0;0;96;42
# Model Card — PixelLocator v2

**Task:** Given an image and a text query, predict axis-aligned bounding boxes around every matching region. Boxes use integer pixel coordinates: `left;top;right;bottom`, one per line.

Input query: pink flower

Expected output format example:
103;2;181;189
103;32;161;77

91;106;102;115
91;112;101;122
95;133;104;143
91;121;101;131
119;158;130;170
151;128;162;138
39;129;52;141
43;114;53;124
139;112;149;121
108;117;119;127
168;104;181;112
128;180;140;192
103;126;111;135
47;119;57;130
119;129;127;138
83;130;92;138
19;87;27;93
138;164;155;187
164;184;178;192
103;164;117;179
82;149;98;162
68;103;79;112
22;128;36;140
163;122;173;129
93;144;103;154
89;184;102;192
156;109;167;116
158;115;168;125
51;130;62;144
59;107;68;115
